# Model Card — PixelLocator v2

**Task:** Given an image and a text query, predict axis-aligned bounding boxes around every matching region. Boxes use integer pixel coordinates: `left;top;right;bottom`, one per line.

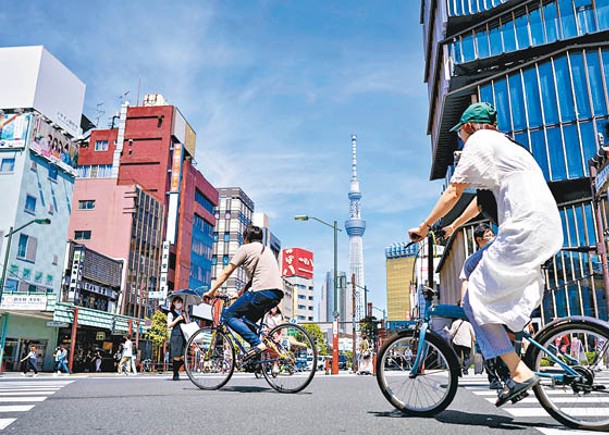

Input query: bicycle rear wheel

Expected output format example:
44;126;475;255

525;317;609;431
376;330;460;416
260;323;317;393
184;327;235;390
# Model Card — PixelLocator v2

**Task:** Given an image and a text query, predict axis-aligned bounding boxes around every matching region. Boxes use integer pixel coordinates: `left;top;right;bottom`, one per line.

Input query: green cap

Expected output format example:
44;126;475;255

450;102;497;132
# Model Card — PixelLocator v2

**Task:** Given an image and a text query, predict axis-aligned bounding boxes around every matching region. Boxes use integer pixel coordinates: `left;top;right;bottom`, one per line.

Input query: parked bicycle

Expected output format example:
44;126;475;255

184;295;317;393
376;229;609;431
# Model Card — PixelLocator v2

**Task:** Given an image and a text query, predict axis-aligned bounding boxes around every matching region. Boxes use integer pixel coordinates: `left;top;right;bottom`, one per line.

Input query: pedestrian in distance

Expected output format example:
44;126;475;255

358;333;373;375
409;102;563;407
167;296;189;381
53;346;61;374
20;345;39;377
131;345;138;375
444;319;475;375
118;335;133;376
55;345;71;375
95;349;103;373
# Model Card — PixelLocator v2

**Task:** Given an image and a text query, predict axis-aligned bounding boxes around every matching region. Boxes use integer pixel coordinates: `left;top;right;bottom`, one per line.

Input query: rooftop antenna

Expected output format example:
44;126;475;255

136;77;142;106
94;102;105;127
117;91;130;105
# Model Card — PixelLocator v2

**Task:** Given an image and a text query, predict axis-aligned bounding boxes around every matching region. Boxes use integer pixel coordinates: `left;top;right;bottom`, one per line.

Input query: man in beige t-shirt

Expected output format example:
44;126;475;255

203;224;284;361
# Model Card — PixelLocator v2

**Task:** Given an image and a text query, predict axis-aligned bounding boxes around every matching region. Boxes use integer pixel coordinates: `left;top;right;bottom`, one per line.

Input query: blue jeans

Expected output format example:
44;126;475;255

57;360;71;374
463;292;514;360
222;290;283;347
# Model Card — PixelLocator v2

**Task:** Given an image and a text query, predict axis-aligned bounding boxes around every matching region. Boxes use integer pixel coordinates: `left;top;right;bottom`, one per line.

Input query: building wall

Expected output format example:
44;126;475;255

284;276;315;322
212;188;254;294
386;256;415;321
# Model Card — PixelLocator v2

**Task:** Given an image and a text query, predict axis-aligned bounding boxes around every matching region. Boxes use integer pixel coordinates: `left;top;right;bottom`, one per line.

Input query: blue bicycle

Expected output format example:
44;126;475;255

376;231;609;431
184;295;317;393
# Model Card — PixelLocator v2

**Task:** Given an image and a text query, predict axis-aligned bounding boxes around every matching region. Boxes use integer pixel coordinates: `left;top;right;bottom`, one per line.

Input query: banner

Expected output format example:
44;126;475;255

0;113;31;149
29;115;79;171
0;295;48;310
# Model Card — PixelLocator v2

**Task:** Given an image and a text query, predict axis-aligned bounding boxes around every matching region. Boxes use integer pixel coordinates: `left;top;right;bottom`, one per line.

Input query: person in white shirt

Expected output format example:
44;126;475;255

409;102;562;406
118;335;133;375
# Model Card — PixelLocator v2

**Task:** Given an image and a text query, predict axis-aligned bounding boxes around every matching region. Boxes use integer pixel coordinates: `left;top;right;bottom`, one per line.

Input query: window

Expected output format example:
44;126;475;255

0;158;15;173
51;254;58;265
586;51;607;116
508;73;526;131
222;255;229;265
514;12;530;49
559;0;577;38
17;234;37;262
569;53;591;120
24;195;36;214
529;7;545;46
563;124;584;178
213;232;219;242
523;68;542;128
475;27;490;59
479;83;494;105
546;127;567;181
544;2;560;43
30;161;37;172
553;57;576;122
223;232;230;242
580;121;598;173
94;140;109;151
598;0;609;30
48;164;58;181
489;24;502;56
78;200;96;210
493;78;511;131
211;256;217;266
531;129;550;179
538;62;559;124
74;230;92;241
501;17;517;52
575;0;596;34
461;33;475;62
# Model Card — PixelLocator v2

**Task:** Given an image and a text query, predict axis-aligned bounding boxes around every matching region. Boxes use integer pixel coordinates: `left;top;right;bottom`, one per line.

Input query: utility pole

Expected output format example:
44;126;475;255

351;274;357;373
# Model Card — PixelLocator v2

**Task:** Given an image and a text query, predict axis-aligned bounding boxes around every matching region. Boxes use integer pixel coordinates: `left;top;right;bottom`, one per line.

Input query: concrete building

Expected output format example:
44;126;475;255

0;46;89;371
67;180;164;317
281;248;314;322
421;0;609;322
211;187;254;294
321;270;348;328
385;243;418;322
75;95;218;305
253;212;282;258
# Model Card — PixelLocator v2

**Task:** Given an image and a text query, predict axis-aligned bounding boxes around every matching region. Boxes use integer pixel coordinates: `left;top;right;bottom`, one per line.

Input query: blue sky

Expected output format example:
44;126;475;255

0;1;442;314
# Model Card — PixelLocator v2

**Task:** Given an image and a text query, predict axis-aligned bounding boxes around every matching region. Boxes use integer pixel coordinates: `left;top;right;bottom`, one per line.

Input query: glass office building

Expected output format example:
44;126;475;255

421;0;609;322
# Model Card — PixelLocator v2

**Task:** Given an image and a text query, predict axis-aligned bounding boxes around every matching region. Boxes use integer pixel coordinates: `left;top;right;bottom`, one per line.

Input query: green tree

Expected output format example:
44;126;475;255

146;310;168;363
301;323;329;355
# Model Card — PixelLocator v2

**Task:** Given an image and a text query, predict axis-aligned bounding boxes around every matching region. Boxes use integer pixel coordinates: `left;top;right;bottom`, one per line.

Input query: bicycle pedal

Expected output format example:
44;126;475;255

510;391;529;404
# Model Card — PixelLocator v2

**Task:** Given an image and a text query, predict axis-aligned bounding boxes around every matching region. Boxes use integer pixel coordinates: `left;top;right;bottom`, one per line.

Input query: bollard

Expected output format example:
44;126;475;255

325;358;330;375
372;354;377;375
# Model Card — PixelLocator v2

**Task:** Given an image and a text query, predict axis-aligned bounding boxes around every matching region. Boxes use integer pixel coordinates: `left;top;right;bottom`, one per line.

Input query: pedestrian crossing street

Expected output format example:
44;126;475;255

0;377;73;432
459;373;609;434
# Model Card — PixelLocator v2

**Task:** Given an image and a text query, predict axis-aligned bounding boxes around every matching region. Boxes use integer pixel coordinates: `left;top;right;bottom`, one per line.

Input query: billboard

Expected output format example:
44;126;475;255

0;46;85;138
282;248;314;279
0;113;32;149
30;115;79;171
172;107;196;158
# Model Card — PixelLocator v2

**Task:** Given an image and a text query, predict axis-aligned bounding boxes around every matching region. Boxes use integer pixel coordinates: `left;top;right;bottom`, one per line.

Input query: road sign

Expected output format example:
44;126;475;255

46;321;69;328
332;310;340;318
596;162;609;193
144;318;151;327
289;318;297;324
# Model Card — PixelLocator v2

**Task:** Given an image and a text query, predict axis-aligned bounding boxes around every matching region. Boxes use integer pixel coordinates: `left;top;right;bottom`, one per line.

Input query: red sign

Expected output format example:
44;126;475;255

282;248;314;279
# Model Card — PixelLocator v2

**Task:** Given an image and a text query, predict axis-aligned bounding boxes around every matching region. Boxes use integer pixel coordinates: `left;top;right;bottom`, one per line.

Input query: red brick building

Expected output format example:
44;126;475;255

72;95;218;312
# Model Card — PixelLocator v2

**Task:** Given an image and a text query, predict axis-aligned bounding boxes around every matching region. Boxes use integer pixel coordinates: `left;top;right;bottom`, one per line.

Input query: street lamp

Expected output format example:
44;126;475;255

0;218;51;302
295;214;342;374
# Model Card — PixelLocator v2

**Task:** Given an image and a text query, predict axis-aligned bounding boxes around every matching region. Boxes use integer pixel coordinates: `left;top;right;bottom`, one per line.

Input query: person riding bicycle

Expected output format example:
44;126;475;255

203;224;284;363
408;102;563;407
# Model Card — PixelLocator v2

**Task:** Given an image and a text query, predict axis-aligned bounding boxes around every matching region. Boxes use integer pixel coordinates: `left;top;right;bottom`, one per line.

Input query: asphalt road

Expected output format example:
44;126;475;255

0;373;598;435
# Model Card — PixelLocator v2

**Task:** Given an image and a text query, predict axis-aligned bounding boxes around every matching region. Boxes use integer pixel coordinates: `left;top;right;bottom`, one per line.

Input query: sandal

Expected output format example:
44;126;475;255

495;375;540;407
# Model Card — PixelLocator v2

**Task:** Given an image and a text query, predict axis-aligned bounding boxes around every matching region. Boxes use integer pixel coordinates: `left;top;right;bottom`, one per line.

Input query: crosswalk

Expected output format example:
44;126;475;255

459;373;609;434
0;377;73;431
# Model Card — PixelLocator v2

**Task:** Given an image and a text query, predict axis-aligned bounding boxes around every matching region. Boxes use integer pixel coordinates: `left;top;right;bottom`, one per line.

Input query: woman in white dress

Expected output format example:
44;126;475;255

408;102;563;406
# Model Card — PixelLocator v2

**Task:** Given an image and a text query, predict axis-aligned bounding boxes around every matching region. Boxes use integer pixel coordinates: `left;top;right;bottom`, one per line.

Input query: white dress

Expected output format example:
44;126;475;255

451;129;563;332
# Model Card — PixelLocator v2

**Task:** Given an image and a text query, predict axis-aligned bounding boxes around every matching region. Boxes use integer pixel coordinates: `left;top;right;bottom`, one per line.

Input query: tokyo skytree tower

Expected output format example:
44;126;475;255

344;134;366;322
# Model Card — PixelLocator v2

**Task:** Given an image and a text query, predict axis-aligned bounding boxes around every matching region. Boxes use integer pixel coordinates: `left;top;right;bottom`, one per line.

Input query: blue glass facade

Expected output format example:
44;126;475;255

422;0;609;322
189;213;214;290
451;0;609;64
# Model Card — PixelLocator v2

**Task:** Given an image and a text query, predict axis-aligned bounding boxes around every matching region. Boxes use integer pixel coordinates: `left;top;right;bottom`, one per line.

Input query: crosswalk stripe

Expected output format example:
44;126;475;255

0;397;47;403
507;407;609;417
0;418;16;430
485;397;609;404
536;428;606;435
0;391;57;396
469;389;578;396
0;405;35;412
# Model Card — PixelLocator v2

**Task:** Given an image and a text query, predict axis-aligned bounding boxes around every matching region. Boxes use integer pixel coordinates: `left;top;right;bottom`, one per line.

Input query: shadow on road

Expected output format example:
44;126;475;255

217;385;313;395
369;410;564;432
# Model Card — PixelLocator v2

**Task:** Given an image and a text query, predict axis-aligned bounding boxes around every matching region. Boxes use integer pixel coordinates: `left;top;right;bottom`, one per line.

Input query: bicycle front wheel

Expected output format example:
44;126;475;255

376;330;460;416
260;323;317;393
184;327;235;390
525;317;609;431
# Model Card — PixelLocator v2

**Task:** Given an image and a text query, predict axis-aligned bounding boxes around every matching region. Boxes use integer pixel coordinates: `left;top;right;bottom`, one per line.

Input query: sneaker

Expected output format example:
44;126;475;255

496;375;540;407
33;374;38;378
20;373;25;377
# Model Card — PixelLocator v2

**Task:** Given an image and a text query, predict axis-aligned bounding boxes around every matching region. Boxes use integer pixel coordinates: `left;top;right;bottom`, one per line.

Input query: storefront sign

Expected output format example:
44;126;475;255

1;295;48;310
596;162;609;194
47;321;69;328
170;143;183;193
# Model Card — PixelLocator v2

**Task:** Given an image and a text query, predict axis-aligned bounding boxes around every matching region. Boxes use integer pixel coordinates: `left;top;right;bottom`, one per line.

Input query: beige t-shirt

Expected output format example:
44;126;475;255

230;242;283;291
